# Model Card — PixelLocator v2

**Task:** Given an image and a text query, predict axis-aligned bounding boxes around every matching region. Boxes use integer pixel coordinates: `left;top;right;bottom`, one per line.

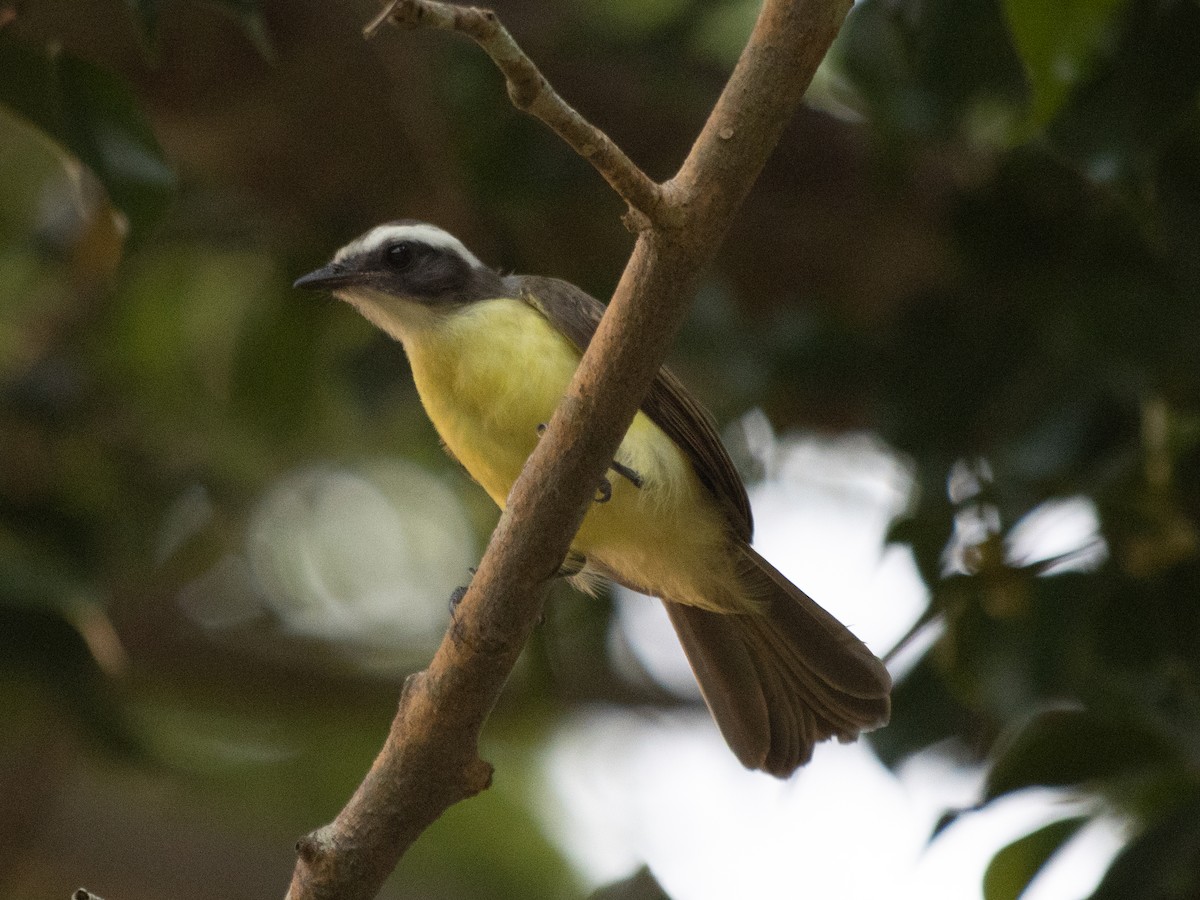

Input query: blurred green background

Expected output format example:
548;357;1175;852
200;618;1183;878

2;0;1199;898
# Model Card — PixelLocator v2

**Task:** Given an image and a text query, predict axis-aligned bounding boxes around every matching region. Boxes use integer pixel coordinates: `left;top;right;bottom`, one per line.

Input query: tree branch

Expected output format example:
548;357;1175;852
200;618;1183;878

287;2;852;898
365;0;666;226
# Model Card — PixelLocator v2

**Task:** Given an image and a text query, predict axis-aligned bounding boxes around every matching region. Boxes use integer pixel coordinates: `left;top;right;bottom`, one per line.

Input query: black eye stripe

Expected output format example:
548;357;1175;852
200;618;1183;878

385;241;415;269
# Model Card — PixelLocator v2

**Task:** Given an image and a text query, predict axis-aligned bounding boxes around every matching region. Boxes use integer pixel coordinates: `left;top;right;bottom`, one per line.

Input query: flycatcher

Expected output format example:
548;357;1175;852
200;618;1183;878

295;221;891;777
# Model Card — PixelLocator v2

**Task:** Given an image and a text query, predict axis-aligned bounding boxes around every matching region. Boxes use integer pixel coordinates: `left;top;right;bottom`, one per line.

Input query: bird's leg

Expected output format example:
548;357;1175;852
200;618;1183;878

609;459;644;489
536;422;644;503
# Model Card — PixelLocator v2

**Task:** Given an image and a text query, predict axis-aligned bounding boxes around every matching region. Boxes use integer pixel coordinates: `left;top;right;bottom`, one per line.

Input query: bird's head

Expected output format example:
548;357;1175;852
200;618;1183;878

294;221;505;335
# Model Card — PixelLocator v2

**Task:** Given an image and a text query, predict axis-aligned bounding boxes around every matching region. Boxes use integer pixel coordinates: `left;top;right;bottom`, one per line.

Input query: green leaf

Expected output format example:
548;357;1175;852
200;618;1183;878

58;55;176;237
985;707;1182;802
1003;0;1128;130
0;32;176;240
983;816;1089;900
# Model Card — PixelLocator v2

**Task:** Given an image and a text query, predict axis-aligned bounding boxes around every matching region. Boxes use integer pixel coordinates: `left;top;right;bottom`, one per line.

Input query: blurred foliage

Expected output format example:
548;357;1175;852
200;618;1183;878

1;0;1199;898
982;815;1089;900
0;30;175;241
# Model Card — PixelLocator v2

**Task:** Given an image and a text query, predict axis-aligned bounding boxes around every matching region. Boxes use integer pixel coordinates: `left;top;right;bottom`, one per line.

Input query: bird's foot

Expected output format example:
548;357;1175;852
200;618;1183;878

448;566;478;616
535;423;643;502
595;476;612;503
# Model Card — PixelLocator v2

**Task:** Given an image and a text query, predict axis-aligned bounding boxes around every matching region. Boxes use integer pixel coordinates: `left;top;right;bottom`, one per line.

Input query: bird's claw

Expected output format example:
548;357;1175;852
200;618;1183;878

595;477;612;503
448;566;479;615
537;423;642;500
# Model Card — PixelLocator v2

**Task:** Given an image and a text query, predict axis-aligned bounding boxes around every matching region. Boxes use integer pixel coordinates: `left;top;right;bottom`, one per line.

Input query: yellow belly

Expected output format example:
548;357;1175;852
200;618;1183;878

403;297;745;612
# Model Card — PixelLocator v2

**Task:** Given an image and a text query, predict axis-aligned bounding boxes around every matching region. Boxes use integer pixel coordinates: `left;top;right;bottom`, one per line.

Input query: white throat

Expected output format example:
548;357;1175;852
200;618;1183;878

335;285;444;344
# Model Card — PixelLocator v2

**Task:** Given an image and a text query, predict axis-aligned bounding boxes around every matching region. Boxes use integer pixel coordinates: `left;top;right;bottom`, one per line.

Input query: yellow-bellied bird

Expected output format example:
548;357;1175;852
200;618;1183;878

295;221;891;776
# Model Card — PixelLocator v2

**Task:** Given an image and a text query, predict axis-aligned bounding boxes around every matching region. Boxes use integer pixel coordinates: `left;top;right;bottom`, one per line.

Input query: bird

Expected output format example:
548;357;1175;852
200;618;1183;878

294;220;891;777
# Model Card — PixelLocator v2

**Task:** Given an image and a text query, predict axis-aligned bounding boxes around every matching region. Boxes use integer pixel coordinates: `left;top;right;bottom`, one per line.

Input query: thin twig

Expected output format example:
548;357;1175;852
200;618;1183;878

364;0;665;227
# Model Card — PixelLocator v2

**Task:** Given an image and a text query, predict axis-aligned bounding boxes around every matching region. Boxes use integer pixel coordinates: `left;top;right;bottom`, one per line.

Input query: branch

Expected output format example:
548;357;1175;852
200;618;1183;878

287;2;851;898
365;0;665;226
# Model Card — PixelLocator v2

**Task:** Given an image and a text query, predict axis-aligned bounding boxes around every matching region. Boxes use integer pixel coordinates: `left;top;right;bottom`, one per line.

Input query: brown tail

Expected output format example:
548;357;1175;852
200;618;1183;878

663;543;891;777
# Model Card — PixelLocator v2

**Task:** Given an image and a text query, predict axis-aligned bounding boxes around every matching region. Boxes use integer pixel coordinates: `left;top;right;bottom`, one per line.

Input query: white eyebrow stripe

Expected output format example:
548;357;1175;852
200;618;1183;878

334;223;484;269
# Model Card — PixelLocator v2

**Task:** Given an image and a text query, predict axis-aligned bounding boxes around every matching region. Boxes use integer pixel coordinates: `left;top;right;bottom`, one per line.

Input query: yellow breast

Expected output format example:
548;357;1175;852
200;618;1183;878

399;295;741;611
404;298;580;506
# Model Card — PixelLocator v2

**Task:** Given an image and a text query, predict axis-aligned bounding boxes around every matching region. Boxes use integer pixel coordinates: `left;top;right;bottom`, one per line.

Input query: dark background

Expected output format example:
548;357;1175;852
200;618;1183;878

1;0;1199;897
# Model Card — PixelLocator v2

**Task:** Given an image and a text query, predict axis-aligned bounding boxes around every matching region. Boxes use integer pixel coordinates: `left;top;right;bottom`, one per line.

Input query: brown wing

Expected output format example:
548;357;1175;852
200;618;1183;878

510;274;753;540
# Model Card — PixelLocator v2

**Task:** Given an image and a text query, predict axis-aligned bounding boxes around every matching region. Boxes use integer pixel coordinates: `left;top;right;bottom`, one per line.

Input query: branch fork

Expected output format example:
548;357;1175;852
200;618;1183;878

366;0;667;226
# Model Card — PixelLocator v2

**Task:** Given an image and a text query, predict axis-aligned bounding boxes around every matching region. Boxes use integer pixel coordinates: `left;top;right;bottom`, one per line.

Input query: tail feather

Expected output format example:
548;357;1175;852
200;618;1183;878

746;618;873;735
747;613;887;731
664;543;891;778
663;600;770;769
755;644;811;774
737;544;892;701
